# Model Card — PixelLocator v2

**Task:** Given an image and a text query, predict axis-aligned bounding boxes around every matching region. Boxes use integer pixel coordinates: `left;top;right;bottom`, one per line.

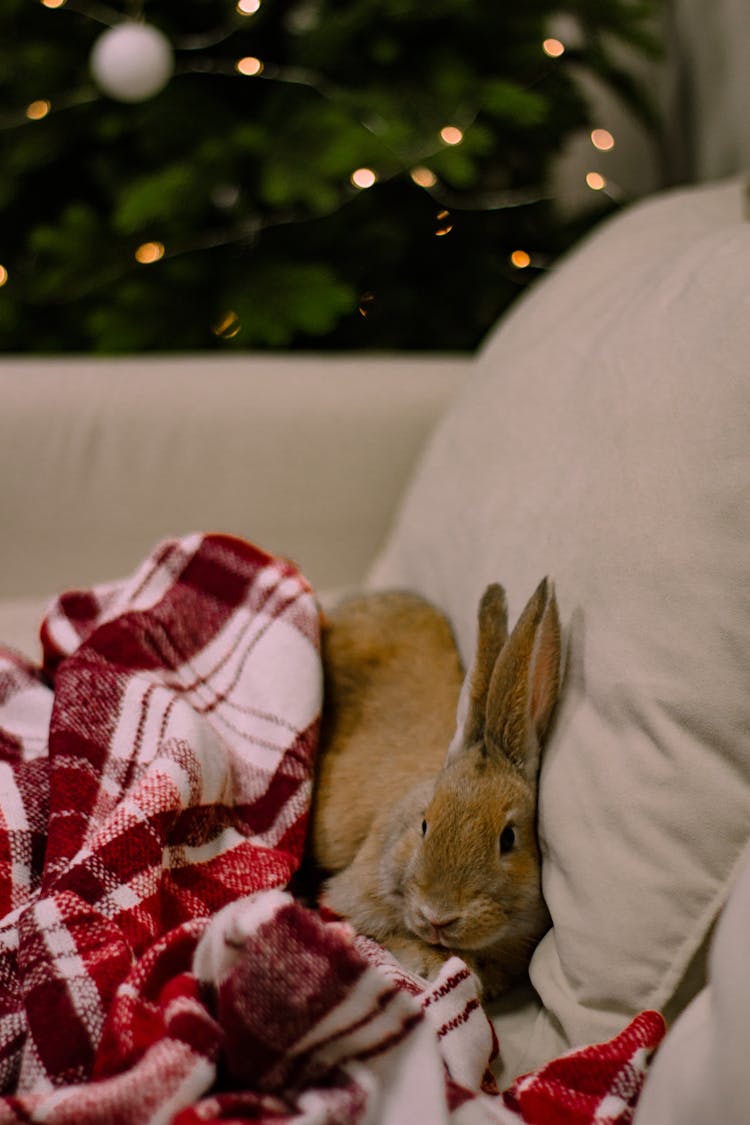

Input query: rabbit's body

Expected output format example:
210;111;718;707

310;591;464;873
309;581;561;998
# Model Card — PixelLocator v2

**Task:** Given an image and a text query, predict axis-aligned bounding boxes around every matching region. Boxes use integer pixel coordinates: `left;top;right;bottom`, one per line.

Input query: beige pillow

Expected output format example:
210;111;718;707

368;176;750;1068
634;842;750;1123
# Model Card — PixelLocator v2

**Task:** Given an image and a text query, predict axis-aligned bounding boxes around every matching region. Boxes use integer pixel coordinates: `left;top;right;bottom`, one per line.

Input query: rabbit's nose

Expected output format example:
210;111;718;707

421;908;460;943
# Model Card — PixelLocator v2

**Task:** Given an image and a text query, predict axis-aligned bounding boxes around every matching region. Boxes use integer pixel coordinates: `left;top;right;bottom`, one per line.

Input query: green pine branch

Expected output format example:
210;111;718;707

0;0;661;353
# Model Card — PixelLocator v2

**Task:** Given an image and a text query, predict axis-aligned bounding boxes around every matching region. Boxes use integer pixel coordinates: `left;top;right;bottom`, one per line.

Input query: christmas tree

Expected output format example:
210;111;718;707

0;0;658;353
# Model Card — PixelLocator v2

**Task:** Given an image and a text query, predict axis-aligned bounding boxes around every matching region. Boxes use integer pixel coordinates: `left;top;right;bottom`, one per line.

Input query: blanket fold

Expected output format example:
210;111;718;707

0;535;663;1124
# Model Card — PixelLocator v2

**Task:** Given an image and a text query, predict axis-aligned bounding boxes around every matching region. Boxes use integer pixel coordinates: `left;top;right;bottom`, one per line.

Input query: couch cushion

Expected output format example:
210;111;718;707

368;177;750;1072
634;839;750;1124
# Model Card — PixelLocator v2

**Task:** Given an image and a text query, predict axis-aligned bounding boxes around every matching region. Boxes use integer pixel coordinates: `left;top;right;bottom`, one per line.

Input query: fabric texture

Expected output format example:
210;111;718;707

634;839;750;1123
0;533;322;1100
0;533;664;1122
0;356;465;600
666;0;750;179
368;176;750;1067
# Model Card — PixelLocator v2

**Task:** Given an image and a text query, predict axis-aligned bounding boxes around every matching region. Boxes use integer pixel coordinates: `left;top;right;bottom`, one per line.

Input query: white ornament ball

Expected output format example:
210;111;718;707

90;22;174;103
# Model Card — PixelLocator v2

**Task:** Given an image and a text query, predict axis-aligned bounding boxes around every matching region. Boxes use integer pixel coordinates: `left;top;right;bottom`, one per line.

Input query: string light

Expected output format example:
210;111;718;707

585;171;607;191
235;56;263;76
439;125;464;146
542;38;565;58
134;241;165;264
590;128;615;151
413;165;436;187
212;310;242;338
350;167;377;189
434;210;453;236
358;292;375;318
22;0;621;314
410;166;437;189
0;265;8;287
510;249;531;269
26;100;51;120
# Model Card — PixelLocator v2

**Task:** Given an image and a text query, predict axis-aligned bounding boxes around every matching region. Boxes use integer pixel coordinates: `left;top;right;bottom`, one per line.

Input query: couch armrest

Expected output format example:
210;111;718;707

0;355;466;598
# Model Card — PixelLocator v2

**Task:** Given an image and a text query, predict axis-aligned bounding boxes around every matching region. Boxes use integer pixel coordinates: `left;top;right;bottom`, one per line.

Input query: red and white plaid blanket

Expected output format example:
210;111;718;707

0;534;664;1123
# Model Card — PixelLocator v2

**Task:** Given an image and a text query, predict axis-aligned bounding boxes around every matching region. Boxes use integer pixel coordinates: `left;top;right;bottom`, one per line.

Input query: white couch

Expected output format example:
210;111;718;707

3;4;750;1119
0;354;466;644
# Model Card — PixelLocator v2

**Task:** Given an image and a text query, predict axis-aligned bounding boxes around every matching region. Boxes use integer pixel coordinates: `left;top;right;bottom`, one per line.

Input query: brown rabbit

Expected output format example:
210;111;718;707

310;579;561;998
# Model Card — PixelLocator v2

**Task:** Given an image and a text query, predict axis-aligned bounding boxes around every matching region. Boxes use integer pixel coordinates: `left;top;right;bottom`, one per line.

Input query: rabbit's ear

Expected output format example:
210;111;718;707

484;578;561;781
447;584;508;757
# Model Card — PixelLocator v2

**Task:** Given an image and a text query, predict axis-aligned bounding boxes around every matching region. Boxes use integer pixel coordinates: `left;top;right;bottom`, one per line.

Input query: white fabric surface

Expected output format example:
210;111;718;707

666;0;750;181
369;176;750;1076
0;355;466;600
635;840;750;1123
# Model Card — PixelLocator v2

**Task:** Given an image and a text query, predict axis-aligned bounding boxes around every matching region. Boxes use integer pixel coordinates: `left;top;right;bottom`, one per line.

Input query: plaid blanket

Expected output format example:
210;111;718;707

0;534;664;1123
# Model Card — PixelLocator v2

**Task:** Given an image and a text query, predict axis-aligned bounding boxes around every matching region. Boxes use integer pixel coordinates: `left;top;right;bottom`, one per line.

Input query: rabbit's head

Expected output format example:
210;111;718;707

399;579;561;956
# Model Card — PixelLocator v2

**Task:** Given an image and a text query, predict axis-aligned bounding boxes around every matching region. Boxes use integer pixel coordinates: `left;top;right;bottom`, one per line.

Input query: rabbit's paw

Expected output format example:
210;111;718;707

384;933;452;981
466;952;515;1000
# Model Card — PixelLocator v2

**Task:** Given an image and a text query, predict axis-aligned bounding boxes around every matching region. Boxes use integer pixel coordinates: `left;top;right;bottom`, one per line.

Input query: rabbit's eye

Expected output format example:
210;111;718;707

421;818;427;836
499;825;515;854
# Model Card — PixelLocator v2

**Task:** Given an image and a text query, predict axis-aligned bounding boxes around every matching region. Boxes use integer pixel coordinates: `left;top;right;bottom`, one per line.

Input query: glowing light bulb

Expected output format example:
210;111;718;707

236;56;263;76
510;250;531;269
434;210;453;236
135;241;165;264
410;166;437;189
351;167;377;189
0;265;8;287
543;38;565;58
236;0;260;12
213;310;242;339
591;128;615;151
41;0;66;8
439;125;463;146
585;171;607;191
358;292;375;318
26;99;51;120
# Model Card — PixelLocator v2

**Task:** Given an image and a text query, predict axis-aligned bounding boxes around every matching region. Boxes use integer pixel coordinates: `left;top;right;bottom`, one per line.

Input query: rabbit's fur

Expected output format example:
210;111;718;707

308;580;561;997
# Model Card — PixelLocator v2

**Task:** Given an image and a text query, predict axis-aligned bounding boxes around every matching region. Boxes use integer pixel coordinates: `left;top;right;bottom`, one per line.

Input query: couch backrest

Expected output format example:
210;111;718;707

0;356;466;598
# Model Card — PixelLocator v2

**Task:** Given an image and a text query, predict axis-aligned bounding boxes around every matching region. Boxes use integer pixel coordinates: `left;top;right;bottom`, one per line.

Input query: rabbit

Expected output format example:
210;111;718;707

310;579;562;998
